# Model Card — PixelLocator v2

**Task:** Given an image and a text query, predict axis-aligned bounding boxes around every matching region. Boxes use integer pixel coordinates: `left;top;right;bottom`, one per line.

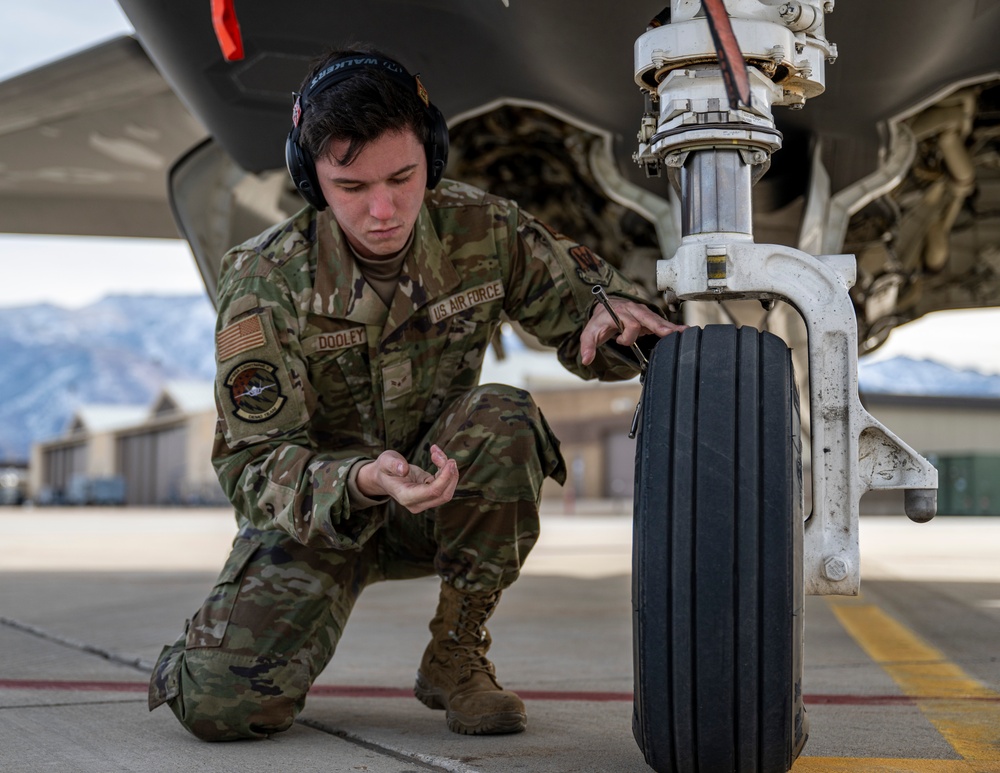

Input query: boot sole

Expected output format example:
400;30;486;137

414;672;527;735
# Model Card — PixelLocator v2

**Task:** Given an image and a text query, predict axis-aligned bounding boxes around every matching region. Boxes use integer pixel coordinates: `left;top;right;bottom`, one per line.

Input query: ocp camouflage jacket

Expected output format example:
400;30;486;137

211;179;650;550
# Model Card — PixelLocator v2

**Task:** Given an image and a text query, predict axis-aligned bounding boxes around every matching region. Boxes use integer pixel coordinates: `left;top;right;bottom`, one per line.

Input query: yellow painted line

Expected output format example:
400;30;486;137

795;758;1000;772
828;599;1000;763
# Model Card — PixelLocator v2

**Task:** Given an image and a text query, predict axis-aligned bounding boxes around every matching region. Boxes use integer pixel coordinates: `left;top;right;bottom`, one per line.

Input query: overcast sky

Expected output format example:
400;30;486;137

1;1;133;80
0;2;205;309
2;4;1000;372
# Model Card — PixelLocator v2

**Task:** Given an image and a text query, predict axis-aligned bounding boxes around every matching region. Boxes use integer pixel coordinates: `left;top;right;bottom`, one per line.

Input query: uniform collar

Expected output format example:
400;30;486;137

312;203;462;338
383;204;461;341
312;208;381;323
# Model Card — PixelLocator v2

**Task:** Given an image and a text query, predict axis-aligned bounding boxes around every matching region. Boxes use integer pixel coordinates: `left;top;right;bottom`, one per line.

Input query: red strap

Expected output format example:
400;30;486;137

211;0;244;61
701;0;751;108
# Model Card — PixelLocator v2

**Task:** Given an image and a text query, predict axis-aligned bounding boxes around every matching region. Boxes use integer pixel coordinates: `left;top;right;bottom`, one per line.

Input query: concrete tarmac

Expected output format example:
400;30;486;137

1;505;999;772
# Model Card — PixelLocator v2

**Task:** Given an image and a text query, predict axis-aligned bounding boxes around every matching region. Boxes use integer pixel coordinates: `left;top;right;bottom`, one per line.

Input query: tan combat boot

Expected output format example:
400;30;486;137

414;582;526;735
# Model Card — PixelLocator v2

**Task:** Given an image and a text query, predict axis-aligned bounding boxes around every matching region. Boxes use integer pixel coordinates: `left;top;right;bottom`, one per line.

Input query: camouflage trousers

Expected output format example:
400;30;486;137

148;384;565;741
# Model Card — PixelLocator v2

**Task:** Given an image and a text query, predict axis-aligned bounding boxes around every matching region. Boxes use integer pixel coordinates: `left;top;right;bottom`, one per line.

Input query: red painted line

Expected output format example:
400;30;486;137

0;679;146;693
0;679;630;702
3;680;999;706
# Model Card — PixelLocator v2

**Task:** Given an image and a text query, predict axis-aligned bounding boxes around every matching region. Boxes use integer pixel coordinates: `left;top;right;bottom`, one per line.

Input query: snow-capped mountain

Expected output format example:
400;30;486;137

858;356;1000;397
1;294;997;463
0;294;216;461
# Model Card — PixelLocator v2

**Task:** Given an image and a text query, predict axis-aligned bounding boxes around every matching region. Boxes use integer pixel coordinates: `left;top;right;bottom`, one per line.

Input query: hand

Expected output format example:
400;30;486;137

580;297;686;366
356;444;459;514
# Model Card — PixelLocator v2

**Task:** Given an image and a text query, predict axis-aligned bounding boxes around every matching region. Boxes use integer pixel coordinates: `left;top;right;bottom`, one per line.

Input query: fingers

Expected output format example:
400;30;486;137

402;461;458;514
615;306;687;348
580;336;597;366
375;445;459;514
379;450;416;480
429;443;450;470
423;445;459;507
580;299;687;366
580;304;621;365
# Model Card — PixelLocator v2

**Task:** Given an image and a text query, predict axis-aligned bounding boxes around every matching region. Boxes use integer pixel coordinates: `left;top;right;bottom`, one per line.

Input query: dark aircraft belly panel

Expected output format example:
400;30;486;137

115;0;1000;194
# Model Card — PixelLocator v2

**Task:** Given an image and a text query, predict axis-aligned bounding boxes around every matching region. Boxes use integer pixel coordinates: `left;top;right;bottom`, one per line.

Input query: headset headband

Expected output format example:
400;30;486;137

309;56;407;93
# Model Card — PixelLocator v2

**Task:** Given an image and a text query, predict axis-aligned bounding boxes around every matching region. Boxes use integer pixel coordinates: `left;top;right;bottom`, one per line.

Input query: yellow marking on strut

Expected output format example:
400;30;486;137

828;600;1000;763
794;758;1000;772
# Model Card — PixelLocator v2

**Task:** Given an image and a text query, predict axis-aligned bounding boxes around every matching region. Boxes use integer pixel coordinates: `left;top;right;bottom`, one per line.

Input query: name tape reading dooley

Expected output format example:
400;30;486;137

429;280;505;324
304;326;368;355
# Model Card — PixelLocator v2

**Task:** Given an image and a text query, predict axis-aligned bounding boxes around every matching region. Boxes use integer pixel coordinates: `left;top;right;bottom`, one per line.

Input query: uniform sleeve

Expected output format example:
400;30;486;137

500;206;661;381
211;264;383;550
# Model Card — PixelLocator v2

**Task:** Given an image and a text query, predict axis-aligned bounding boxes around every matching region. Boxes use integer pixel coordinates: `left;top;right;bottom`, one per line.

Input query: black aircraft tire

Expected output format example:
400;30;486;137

632;325;807;773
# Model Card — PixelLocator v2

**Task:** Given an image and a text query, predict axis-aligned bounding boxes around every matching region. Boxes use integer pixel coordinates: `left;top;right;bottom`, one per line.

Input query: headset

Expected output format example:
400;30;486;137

285;54;450;210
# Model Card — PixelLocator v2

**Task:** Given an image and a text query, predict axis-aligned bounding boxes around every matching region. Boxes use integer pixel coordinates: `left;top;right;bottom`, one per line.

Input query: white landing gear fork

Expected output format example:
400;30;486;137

634;0;937;597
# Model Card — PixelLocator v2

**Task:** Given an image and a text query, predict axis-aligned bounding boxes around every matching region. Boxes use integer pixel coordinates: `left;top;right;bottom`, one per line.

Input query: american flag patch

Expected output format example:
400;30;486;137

217;315;267;362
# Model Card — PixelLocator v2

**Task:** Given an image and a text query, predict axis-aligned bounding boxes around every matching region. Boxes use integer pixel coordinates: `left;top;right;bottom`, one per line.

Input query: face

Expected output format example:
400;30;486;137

315;129;428;259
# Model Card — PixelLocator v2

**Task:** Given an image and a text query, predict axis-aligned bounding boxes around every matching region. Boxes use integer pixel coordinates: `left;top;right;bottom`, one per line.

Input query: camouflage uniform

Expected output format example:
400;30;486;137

148;180;648;740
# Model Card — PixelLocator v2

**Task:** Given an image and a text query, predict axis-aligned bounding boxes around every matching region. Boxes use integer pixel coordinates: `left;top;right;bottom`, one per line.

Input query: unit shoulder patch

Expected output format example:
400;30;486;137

224;360;286;423
568;244;614;287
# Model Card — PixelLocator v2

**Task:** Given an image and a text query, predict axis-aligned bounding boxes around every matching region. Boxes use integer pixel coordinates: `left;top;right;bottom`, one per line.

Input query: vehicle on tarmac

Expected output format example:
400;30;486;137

0;466;27;505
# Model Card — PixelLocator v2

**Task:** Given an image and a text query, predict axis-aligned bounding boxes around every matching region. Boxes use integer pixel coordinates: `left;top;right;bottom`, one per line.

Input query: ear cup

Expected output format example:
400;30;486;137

425;103;450;189
285;125;328;210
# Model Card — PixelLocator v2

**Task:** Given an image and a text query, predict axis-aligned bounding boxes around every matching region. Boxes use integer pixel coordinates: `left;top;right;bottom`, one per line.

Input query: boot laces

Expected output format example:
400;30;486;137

446;592;500;682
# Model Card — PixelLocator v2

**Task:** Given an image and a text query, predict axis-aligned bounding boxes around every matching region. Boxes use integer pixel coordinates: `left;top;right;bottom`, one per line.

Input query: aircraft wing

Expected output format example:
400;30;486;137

0;35;207;239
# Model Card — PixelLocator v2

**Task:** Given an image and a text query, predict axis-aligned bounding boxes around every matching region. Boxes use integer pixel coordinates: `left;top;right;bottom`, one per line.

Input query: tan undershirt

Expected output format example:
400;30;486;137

349;232;413;308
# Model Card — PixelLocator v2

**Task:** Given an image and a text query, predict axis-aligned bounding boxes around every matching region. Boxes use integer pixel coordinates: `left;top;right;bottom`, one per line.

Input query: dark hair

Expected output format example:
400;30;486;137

297;45;430;166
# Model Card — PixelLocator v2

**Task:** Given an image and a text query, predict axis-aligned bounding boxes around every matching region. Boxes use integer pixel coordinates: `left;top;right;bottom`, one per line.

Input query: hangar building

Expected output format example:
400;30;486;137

27;367;1000;515
30;381;226;506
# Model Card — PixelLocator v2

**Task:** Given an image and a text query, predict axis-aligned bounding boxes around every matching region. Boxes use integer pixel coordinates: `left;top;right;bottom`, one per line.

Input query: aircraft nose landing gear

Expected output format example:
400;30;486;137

629;2;938;772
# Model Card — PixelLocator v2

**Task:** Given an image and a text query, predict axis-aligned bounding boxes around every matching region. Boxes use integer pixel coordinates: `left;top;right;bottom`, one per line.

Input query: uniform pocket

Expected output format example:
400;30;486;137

423;317;484;421
537;407;568;486
185;536;261;649
306;343;379;449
